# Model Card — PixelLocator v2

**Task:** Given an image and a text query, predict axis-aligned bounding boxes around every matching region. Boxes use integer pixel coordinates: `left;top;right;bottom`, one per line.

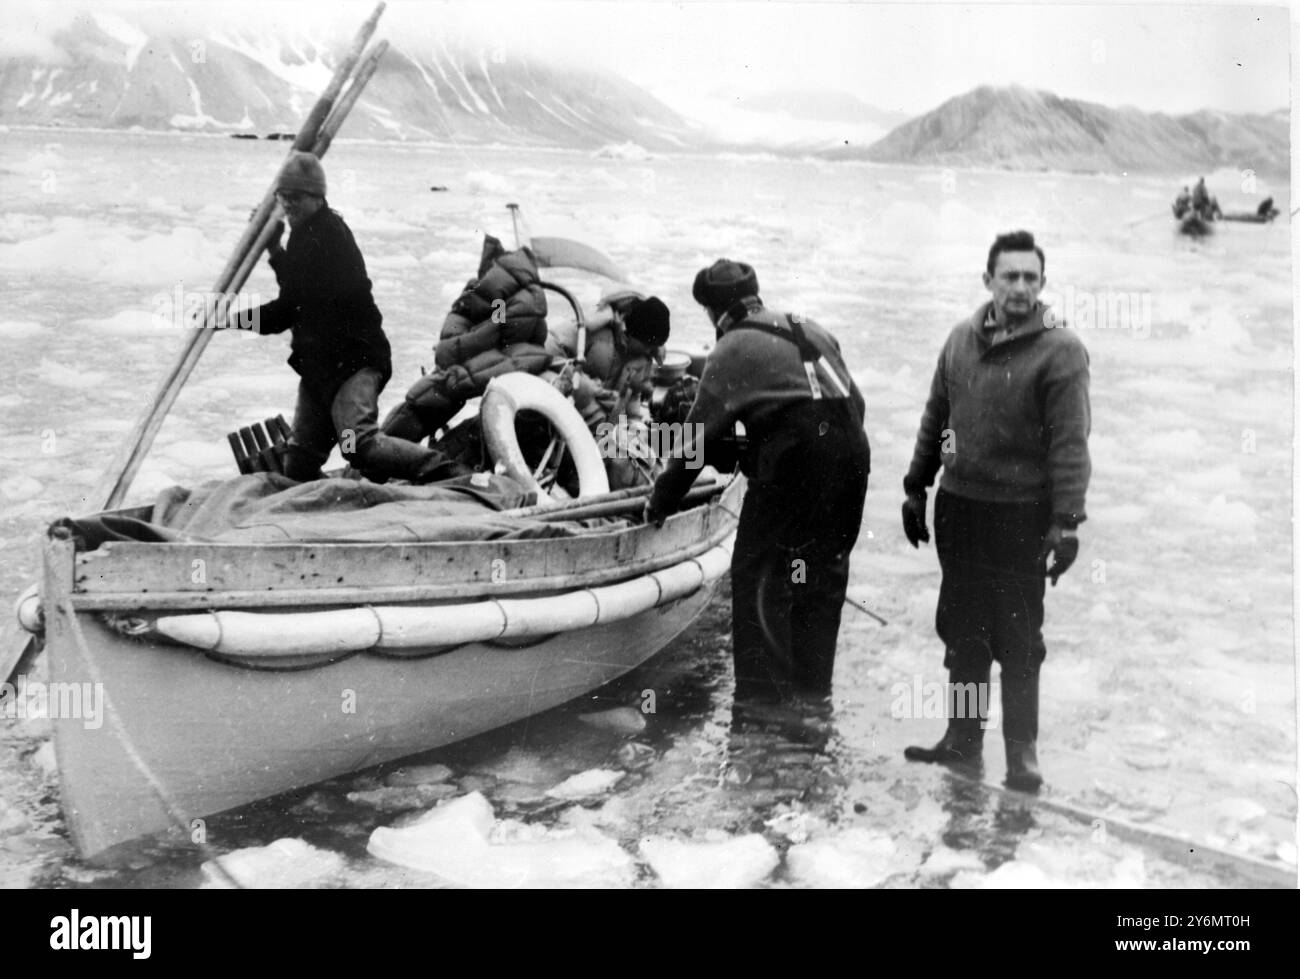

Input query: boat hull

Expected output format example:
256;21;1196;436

52;583;718;860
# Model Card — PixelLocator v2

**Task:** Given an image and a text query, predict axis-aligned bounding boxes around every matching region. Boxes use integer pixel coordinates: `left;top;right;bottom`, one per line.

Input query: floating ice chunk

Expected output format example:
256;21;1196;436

37;358;107;388
1213;797;1268;825
465;170;512;195
347;784;458;811
202;838;345;889
560;795;631;832
951;860;1059;889
369;253;421;270
0;476;43;502
477;746;563;786
1201;496;1257;537
1138;427;1204;458
83;308;173;335
787;827;918;888
1088;603;1114;623
764;809;826;844
368;792;634;888
30;742;57;777
578;707;647;736
1097;503;1145;525
920;846;986;877
641;834;778;889
545;768;624;800
593;142;652;161
0;320;43;339
384;763;454;787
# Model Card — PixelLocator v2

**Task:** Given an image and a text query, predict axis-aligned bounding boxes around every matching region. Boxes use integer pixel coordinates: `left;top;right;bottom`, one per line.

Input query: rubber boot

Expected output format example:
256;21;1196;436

282;446;327;482
351;434;467;485
1002;668;1043;792
904;665;988;766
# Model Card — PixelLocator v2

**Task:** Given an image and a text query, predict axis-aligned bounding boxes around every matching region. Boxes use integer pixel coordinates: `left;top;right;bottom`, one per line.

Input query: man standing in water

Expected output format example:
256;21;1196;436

248;151;458;483
901;230;1091;791
645;260;870;703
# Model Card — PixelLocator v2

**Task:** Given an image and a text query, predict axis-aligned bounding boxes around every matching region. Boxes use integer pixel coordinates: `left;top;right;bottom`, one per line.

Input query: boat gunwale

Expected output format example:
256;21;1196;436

62;478;744;611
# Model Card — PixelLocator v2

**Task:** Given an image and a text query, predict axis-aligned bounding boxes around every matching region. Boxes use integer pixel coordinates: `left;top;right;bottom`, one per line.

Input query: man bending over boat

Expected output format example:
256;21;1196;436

547;288;672;489
645;260;870;701
247;152;460;483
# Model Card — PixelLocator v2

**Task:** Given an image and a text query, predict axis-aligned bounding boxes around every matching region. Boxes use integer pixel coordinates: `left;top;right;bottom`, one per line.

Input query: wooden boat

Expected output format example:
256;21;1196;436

19;213;738;861
1219;211;1277;224
36;469;740;860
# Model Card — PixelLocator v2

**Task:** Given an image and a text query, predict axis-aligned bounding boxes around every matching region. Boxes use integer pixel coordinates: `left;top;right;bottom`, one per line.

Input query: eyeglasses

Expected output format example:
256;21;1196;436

275;190;314;205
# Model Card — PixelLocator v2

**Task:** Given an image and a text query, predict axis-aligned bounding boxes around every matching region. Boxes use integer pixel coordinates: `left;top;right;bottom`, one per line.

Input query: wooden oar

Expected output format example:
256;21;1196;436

97;2;387;512
500;475;720;521
530;481;722;524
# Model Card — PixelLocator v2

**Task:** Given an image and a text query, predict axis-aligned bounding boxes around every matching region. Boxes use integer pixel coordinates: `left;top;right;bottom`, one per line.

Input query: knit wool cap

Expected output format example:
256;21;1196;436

692;259;758;310
277;151;327;197
623;295;670;348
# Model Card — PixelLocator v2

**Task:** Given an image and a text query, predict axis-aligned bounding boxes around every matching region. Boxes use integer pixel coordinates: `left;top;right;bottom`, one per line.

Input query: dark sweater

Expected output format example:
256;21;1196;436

904;301;1091;525
650;300;867;513
254;206;389;401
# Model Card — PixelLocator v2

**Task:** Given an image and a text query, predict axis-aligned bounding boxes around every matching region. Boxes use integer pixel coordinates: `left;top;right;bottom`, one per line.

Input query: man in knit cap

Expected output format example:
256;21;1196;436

247;151;459;483
645;260;870;702
900;230;1091;791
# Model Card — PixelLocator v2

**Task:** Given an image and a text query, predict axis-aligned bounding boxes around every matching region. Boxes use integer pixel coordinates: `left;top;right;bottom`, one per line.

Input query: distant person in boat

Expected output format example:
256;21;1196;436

381;235;551;445
1191;177;1221;220
900;229;1091;793
645;260;870;702
1257;197;1277;219
548;288;672;488
246;151;461;483
1173;186;1191;218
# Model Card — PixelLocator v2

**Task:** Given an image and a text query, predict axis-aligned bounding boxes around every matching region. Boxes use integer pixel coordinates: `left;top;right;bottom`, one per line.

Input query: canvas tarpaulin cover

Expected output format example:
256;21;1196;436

56;473;628;548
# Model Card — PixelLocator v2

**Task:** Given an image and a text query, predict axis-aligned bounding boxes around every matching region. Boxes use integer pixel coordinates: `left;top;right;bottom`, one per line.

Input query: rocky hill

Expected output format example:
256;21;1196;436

837;85;1288;175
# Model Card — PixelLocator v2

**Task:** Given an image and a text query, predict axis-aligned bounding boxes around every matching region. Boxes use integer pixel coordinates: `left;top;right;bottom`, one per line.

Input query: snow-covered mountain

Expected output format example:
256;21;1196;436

0;8;699;149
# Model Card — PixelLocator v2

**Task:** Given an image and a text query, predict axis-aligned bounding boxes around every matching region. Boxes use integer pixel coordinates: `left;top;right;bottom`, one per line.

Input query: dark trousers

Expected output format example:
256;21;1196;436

381;372;464;445
731;402;869;701
934;489;1051;743
285;368;455;483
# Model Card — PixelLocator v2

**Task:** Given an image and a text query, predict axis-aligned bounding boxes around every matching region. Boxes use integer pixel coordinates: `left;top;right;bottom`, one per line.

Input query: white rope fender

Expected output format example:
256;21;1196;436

153;535;735;657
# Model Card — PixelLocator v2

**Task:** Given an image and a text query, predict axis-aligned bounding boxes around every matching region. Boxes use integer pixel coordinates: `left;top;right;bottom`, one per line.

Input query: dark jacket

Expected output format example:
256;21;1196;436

650;298;868;514
433;236;548;370
254;205;389;401
904;301;1091;525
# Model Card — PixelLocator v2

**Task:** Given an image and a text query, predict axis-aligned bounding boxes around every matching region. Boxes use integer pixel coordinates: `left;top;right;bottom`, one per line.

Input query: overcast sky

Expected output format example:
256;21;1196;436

4;0;1292;117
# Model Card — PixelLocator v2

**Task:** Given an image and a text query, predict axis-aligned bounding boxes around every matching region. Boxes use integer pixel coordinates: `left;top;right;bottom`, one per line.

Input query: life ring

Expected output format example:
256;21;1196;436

480;372;610;503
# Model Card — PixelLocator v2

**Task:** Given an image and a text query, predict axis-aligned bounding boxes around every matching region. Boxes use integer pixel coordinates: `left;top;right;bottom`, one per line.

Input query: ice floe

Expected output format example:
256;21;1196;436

202;838;345;889
640;833;779;889
546;768;624;800
368;792;634;888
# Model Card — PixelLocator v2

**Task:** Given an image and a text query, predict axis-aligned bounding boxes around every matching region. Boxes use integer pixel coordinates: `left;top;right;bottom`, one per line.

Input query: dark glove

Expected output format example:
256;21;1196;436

1039;524;1079;586
643;497;669;529
901;491;929;547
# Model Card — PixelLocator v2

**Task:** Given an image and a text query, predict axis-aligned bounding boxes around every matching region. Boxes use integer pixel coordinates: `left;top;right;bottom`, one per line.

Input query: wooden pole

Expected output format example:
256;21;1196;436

98;3;387;511
2;9;389;685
